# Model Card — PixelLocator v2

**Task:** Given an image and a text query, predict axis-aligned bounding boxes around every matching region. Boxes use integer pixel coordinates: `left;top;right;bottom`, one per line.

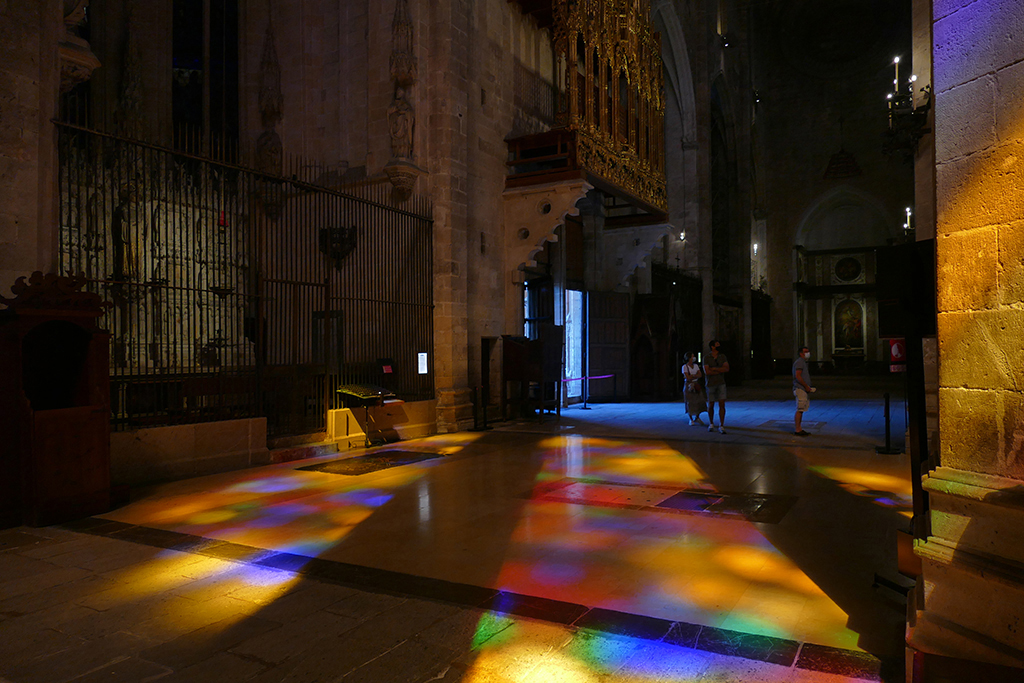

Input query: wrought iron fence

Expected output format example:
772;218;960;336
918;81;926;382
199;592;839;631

56;122;433;437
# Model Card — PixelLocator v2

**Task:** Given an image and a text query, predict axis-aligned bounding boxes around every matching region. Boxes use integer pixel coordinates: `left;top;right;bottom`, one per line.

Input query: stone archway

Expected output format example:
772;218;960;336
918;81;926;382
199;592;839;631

796;187;896;250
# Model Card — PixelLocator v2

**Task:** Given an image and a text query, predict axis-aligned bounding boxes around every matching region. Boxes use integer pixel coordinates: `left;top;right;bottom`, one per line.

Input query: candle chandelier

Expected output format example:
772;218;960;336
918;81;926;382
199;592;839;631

883;56;931;162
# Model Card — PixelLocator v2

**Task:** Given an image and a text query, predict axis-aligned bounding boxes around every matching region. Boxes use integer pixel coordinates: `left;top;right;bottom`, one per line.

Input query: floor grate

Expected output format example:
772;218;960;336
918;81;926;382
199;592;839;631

297;450;443;475
530;479;797;524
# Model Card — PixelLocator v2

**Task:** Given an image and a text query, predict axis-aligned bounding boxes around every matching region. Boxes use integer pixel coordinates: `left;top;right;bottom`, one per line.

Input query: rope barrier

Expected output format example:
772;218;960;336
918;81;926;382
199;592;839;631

559;373;615;383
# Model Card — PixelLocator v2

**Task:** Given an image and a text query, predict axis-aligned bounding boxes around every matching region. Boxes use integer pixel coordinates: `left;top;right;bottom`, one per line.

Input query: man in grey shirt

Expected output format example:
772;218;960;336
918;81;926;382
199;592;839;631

703;339;729;434
793;346;815;436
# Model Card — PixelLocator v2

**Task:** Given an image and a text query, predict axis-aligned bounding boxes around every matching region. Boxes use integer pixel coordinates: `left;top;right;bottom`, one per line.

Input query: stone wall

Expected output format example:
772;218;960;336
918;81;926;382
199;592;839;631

909;0;1024;666
465;0;554;390
110;417;270;486
0;0;61;290
933;0;1024;482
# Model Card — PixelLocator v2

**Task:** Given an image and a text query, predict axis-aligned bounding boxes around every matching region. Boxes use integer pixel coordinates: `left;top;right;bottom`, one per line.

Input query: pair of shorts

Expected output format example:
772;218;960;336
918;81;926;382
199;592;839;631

794;387;809;412
706;383;727;403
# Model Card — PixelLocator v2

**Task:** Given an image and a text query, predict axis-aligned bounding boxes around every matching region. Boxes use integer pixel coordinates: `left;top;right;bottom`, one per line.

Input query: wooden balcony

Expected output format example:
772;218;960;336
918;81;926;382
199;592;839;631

506;128;668;223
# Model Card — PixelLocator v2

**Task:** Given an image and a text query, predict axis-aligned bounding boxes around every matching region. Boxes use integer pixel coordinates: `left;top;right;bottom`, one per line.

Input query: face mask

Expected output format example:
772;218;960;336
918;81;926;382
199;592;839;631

802;352;809;359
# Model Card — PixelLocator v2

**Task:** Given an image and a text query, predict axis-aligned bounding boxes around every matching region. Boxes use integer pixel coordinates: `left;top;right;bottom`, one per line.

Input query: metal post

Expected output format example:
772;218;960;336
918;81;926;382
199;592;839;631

876;392;901;454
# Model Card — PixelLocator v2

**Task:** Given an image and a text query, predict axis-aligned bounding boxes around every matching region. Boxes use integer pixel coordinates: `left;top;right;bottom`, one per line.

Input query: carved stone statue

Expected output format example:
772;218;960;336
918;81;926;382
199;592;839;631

388;88;414;160
383;0;423;201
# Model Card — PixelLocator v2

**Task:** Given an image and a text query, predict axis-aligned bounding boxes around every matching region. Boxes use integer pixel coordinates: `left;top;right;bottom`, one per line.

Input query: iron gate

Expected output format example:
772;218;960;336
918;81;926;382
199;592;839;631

56;123;433;437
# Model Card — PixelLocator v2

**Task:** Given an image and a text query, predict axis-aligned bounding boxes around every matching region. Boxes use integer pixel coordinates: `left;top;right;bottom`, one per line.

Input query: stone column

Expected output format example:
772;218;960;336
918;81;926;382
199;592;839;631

0;0;64;289
913;0;941;448
908;0;1024;668
425;0;472;432
692;1;715;344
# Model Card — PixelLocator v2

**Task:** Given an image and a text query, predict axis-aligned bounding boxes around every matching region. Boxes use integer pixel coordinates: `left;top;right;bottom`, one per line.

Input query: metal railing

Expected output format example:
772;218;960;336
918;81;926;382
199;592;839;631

57;122;433;437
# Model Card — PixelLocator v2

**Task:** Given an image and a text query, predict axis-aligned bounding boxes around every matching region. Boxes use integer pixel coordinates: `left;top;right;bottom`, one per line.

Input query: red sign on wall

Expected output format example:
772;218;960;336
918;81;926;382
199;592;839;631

889;338;906;373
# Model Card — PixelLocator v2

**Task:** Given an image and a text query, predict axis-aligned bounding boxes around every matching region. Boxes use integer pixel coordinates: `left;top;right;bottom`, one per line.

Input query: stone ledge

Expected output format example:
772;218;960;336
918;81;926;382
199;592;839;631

907;609;1024;671
913;544;1024;666
916;536;1024;590
922;468;1024;570
922;466;1024;509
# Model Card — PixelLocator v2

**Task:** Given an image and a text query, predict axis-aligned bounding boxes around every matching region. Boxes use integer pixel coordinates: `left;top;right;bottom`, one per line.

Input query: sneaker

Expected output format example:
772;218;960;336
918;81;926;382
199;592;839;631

718;427;727;434
794;430;810;437
708;424;716;432
689;417;696;426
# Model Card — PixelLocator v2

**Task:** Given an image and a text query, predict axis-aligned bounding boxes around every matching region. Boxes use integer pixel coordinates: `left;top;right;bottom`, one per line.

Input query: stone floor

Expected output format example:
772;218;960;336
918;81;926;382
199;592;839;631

0;376;914;682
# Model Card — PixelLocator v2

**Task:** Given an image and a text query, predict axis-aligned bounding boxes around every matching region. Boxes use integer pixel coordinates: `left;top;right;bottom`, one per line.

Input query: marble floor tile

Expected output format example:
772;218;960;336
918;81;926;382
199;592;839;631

0;380;920;681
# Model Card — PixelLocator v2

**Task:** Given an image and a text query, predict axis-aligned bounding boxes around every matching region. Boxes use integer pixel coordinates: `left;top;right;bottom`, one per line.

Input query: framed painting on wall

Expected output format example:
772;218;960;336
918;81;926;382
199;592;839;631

833;298;864;351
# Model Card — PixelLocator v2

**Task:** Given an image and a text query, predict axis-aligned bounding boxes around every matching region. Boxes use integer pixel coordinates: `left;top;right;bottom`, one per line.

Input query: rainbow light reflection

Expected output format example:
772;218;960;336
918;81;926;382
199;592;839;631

808;465;913;518
489;435;861;653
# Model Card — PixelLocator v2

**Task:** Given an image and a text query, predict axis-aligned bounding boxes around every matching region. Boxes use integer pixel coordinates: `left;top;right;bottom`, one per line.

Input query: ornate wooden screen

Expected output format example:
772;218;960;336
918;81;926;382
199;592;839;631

551;0;667;212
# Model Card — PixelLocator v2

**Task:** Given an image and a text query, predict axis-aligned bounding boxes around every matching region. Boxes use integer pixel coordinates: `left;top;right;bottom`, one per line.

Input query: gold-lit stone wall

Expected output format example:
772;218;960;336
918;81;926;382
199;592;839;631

911;0;1024;665
934;2;1024;481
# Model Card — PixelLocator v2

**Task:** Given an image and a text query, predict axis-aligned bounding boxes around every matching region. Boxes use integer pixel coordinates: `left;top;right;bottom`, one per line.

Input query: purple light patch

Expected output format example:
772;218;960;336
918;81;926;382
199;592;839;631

531;562;585;586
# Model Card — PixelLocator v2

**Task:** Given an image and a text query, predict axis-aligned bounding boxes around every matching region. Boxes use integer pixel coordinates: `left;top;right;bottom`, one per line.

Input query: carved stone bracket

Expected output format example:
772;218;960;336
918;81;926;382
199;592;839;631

602;223;674;290
502;180;591;332
503;180;592;272
60;0;100;93
383;157;423;202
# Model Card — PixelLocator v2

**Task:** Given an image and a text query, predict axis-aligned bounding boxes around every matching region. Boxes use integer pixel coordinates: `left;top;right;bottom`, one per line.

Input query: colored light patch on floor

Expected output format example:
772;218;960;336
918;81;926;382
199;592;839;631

97;429;896;664
500;435;862;648
809;465;913;516
463;614;863;682
102;459;438;556
495;499;859;648
531;479;797;524
535;435;711;488
77;550;300;615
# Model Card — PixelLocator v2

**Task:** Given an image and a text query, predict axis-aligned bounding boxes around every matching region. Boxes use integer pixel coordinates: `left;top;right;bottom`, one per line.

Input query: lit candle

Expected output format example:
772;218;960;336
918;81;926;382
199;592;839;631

894;56;900;94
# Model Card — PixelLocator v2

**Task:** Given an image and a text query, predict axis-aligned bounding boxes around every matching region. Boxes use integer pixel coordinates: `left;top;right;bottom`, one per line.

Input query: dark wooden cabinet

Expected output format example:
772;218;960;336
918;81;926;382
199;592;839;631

0;273;112;528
